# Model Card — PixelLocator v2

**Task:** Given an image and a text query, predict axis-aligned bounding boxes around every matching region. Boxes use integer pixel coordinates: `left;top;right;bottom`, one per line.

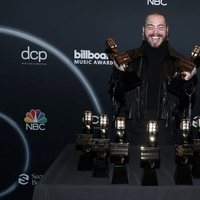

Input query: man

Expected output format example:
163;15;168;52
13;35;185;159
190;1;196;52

108;12;198;145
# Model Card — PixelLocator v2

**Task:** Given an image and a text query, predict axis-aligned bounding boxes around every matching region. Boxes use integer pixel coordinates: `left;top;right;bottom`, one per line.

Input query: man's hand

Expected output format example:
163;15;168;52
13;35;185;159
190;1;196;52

113;60;127;71
181;67;197;80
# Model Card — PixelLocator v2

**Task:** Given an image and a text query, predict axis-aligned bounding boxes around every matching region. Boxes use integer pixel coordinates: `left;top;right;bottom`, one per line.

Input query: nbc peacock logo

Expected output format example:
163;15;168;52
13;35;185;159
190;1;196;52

24;109;47;131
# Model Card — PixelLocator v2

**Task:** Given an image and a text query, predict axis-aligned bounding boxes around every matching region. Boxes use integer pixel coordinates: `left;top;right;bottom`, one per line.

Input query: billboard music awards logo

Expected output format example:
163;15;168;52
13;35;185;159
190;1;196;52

147;0;167;6
21;46;48;65
73;49;113;66
24;109;47;131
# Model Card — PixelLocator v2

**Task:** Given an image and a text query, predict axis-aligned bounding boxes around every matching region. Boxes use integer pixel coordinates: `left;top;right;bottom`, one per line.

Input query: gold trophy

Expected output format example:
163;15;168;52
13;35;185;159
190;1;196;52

177;118;193;162
110;117;129;184
140;120;160;185
76;110;94;170
105;38;131;71
176;45;200;78
92;114;110;177
190;45;200;61
174;118;193;185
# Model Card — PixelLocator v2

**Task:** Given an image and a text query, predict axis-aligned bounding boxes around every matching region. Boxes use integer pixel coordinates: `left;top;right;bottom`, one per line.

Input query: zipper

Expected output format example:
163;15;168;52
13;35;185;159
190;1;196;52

136;57;143;118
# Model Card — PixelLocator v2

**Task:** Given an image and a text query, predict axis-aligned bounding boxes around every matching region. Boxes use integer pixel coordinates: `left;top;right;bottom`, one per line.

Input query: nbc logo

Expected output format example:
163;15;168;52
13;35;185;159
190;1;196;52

24;109;47;131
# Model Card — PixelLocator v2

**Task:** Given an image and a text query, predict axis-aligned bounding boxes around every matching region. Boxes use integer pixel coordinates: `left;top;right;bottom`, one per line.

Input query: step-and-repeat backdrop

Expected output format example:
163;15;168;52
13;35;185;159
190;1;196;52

0;0;200;199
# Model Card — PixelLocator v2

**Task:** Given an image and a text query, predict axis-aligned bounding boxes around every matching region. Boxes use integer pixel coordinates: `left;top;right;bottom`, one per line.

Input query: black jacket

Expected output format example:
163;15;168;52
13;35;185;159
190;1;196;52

109;42;196;128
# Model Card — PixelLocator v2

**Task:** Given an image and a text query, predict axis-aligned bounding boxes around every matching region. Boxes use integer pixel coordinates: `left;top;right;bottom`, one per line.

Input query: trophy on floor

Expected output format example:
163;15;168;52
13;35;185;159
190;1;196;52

192;116;200;178
92;114;110;177
110;117;129;184
174;118;193;185
76;110;94;170
140;120;160;186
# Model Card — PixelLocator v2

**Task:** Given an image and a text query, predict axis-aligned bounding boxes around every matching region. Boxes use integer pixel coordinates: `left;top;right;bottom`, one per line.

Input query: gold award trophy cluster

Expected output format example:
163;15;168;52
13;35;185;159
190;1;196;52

76;111;129;183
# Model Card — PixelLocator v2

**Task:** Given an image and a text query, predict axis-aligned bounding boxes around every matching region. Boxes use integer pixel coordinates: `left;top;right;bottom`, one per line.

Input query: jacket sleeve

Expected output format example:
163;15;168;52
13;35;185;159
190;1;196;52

167;76;196;97
109;66;142;117
109;67;141;101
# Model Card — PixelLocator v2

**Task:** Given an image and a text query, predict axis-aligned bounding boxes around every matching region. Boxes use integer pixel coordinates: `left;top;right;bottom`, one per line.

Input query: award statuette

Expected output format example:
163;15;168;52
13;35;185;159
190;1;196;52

174;118;193;185
176;45;200;77
105;38;131;71
92;114;110;177
190;45;200;64
76;110;94;170
140;120;160;186
192;116;200;178
110;117;129;184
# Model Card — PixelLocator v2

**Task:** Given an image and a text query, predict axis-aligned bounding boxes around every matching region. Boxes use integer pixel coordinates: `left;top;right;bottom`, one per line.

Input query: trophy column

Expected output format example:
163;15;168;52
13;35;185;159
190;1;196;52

110;117;129;184
92;114;110;177
140;120;160;186
174;118;193;185
76;110;94;171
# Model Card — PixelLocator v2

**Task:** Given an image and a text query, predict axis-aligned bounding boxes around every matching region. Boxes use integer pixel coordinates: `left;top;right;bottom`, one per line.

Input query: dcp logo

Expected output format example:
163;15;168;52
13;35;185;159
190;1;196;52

147;0;167;6
21;46;47;62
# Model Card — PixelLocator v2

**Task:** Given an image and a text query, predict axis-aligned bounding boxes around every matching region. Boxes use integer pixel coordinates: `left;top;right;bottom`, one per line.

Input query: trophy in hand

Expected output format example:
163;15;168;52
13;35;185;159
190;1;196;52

105;38;131;71
140;120;160;186
176;45;200;79
174;118;193;185
110;117;129;184
92;114;110;177
76;110;94;170
192;116;200;178
190;45;200;62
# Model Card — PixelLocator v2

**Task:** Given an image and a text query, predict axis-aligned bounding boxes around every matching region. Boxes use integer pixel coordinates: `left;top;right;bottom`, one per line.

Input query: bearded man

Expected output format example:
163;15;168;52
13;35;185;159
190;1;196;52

109;12;198;145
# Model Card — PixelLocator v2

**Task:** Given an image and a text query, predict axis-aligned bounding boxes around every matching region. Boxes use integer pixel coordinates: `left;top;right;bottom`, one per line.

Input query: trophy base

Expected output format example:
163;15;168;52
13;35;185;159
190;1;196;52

93;158;109;177
174;164;193;185
77;151;93;171
141;168;158;186
111;164;128;184
192;157;200;178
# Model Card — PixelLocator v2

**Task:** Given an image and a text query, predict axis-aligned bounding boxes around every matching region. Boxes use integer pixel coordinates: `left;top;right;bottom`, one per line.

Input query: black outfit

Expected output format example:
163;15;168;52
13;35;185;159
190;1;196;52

109;41;196;145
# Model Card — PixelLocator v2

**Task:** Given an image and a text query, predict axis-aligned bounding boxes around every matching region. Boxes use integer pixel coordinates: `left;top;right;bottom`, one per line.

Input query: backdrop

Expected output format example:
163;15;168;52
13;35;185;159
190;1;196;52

0;0;200;199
